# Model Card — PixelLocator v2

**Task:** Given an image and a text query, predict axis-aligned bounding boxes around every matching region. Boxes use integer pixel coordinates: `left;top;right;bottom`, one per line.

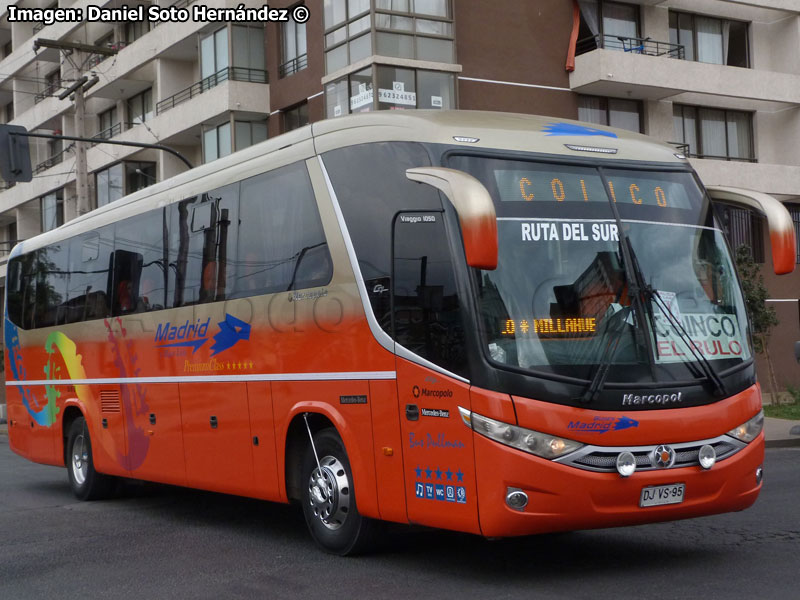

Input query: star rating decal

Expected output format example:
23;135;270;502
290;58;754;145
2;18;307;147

413;465;467;505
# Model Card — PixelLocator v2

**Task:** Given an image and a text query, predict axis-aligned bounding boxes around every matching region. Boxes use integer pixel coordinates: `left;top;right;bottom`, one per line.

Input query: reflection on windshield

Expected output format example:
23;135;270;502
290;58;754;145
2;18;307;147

451;155;752;383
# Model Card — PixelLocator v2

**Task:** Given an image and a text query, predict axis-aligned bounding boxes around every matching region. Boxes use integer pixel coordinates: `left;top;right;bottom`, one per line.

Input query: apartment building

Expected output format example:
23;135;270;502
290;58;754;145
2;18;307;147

0;0;798;389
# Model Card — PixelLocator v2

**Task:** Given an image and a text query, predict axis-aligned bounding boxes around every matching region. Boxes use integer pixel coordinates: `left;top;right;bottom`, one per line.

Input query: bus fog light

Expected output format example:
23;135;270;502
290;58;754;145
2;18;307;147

698;444;716;470
756;466;763;485
506;488;528;511
616;451;636;477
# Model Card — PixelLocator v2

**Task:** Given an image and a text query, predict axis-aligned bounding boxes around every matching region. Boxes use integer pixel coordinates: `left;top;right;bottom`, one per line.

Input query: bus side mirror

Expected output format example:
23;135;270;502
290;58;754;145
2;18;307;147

706;185;796;275
0;124;32;184
406;167;498;270
795;341;800;363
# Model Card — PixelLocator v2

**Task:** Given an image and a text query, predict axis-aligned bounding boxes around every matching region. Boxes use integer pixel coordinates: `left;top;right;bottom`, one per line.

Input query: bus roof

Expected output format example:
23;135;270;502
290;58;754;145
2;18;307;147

311;110;685;165
11;110;686;257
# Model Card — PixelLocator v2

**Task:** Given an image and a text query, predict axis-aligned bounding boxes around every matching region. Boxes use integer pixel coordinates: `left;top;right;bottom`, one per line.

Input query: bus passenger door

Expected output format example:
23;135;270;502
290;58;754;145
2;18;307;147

392;212;480;534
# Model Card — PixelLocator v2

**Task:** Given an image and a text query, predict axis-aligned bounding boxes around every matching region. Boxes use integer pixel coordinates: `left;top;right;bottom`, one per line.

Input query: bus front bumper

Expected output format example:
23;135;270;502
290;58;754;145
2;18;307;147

473;431;764;538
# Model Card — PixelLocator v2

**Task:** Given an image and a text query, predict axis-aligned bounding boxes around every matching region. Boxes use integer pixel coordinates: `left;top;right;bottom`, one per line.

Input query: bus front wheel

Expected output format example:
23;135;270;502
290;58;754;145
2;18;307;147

301;428;374;555
66;416;115;501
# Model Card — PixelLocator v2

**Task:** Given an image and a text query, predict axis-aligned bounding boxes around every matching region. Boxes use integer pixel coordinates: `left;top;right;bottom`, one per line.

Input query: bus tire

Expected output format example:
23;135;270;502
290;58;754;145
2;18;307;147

66;416;115;501
301;428;374;555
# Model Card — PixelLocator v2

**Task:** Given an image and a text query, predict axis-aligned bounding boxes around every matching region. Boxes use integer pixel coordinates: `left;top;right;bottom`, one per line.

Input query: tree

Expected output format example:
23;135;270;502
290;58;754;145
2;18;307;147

735;245;781;403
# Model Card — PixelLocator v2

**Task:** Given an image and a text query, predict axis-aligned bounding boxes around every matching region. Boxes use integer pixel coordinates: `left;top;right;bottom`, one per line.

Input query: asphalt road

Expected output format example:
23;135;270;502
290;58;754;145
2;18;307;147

0;435;797;600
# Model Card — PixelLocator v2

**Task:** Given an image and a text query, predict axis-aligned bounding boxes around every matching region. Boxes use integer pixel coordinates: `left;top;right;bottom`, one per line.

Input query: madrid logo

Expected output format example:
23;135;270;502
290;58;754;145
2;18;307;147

155;313;250;355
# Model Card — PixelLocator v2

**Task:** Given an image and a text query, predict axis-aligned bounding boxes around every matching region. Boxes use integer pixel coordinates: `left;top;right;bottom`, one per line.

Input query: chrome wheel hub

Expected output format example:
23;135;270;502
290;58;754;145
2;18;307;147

72;435;88;486
307;455;350;531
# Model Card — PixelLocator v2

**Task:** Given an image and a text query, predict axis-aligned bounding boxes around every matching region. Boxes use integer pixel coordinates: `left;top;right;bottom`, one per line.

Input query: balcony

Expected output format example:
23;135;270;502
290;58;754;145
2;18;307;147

570;46;800;110
156;67;268;115
576;34;684;60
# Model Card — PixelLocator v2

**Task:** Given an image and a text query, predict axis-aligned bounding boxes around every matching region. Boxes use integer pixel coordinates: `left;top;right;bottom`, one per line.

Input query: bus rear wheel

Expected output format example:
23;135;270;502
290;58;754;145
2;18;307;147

66;416;115;501
301;428;374;555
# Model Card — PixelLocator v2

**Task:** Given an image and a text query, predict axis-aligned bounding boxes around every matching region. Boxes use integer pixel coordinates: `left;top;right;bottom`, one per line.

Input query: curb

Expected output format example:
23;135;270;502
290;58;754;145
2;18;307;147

765;438;800;449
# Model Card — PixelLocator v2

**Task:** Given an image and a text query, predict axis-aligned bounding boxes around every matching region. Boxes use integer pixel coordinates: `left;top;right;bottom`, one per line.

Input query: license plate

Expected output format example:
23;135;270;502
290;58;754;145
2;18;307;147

640;483;685;507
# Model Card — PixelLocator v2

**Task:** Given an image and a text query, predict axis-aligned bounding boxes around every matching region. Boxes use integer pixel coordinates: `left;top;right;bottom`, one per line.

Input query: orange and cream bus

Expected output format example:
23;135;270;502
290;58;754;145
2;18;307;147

4;111;794;554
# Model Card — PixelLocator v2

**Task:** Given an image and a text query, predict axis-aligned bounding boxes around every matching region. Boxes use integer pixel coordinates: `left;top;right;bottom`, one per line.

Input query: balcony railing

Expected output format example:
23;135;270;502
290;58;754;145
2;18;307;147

576;34;684;59
33;147;70;174
34;81;61;104
155;67;268;115
279;54;308;78
666;142;756;163
93;122;123;142
0;239;23;258
668;142;690;156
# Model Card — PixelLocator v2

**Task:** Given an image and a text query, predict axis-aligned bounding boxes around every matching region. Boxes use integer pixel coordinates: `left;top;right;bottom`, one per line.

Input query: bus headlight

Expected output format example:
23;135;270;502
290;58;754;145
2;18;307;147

460;408;583;459
726;410;764;443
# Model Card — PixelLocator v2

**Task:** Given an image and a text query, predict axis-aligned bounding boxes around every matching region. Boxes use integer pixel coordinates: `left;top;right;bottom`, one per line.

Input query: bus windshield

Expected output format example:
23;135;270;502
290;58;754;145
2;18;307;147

448;155;752;383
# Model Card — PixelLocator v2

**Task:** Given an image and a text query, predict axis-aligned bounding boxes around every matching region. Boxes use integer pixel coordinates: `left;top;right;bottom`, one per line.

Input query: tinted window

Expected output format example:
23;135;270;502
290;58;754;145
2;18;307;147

393;211;467;376
115;210;168;314
170;184;238;306
64;228;113;323
323;142;440;332
35;244;69;327
235;163;331;297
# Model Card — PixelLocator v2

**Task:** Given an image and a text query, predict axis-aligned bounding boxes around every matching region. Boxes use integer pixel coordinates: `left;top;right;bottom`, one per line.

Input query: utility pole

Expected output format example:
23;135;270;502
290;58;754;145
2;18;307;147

73;84;90;216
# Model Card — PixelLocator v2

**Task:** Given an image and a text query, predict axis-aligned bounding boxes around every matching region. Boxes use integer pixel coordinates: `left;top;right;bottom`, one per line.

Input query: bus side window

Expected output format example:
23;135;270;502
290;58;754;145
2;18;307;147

393;212;468;378
170;185;238;306
236;163;331;297
34;244;69;328
115;210;169;313
64;229;113;323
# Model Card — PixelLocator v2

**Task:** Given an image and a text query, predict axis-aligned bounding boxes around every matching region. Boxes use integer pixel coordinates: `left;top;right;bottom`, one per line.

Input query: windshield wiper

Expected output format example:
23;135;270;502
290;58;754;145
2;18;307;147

578;302;632;404
621;235;727;397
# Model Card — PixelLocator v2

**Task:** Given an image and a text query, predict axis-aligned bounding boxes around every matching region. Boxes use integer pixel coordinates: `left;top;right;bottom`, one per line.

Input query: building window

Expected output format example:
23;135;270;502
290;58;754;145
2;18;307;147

203;122;232;163
234;120;268;151
231;26;266;80
324;0;455;74
669;11;749;67
97;106;119;139
125;18;151;44
576;0;640;54
5;100;14;122
2;40;11;59
127;88;153;125
204;119;268;163
125;161;156;195
96;161;156;207
201;27;229;82
673;105;754;161
281;10;308;77
200;26;266;86
41;189;64;232
283;103;309;132
578;96;642;132
96;164;124;207
325;66;455;117
715;204;764;263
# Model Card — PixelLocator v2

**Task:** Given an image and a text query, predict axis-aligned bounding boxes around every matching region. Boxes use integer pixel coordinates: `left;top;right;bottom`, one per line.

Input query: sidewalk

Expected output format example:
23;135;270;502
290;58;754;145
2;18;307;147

763;416;800;448
0;417;797;445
